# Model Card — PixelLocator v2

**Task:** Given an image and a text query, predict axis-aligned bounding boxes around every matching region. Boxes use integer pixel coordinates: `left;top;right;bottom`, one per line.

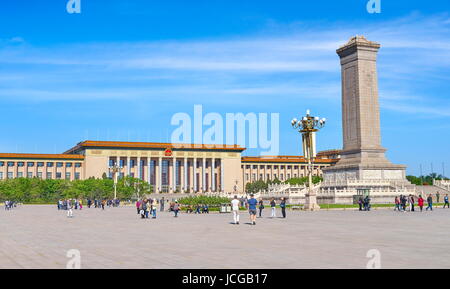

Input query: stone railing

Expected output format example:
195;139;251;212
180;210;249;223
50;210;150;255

434;180;450;191
322;179;392;187
321;186;412;196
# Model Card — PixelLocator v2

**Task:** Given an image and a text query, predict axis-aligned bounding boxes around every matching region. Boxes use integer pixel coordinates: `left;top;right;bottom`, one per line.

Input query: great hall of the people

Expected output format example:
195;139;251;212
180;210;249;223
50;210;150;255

0;140;339;193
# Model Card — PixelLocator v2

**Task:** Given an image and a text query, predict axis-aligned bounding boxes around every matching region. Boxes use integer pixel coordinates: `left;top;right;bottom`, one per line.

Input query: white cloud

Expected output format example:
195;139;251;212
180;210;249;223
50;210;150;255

0;13;448;120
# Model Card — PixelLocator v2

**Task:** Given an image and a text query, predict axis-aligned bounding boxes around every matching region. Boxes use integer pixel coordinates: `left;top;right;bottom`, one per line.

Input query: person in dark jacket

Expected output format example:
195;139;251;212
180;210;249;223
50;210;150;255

444;194;449;209
258;198;264;218
280;198;287;218
409;195;415;212
426;195;433;211
363;196;371;211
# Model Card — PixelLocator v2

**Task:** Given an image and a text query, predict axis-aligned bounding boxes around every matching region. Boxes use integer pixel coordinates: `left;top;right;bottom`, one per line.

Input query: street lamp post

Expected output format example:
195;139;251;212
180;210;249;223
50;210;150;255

291;109;326;211
109;164;121;200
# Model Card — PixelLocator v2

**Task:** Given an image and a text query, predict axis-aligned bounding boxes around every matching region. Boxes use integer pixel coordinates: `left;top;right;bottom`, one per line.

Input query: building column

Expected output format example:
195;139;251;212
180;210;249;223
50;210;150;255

220;158;224;192
157;157;162;193
61;162;67;180
137;157;141;180
184;158;188;193
202;158;206;193
42;162;47;180
211;158;215;192
127;156;131;176
147;157;151;186
1;162;6;180
188;159;193;192
52;162;56;179
172;157;177;192
193;158;197;193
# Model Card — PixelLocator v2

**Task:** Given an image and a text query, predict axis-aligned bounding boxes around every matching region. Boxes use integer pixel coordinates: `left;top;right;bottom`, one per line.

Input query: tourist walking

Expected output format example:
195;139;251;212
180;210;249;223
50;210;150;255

270;198;276;218
394;196;400;211
145;199;151;219
409;195;415;212
136;200;141;214
426;194;433;211
258;198;264;218
151;199;158;218
280;197;287;218
67;199;74;218
173;201;180;217
231;195;240;225
140;199;148;219
444;194;449;209
399;195;405;211
160;197;165;212
418;195;424;212
363;196;371;211
247;194;258;225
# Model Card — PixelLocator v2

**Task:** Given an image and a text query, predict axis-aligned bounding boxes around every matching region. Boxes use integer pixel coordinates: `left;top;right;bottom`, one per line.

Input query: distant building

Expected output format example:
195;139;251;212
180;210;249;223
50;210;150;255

0;140;338;193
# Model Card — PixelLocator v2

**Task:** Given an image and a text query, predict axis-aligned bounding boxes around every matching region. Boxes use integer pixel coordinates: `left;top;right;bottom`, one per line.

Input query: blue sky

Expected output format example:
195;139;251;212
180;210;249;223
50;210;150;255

0;0;449;176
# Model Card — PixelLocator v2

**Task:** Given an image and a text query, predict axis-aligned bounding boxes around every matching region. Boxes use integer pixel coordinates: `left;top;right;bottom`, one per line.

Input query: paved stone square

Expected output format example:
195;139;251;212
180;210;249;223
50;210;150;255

1;205;450;269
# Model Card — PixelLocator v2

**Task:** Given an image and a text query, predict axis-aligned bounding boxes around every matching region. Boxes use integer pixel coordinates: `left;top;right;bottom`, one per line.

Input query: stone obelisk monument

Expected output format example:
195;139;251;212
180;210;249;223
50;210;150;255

322;36;413;202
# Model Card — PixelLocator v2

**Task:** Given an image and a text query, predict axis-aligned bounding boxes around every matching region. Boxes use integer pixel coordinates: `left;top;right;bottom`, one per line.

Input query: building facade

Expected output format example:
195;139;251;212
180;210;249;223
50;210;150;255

0;140;338;194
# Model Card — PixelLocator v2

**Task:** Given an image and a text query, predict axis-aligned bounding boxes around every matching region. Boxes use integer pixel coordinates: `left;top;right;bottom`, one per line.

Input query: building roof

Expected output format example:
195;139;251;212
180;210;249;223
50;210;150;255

64;140;246;154
241;156;338;164
0;153;85;160
316;149;341;156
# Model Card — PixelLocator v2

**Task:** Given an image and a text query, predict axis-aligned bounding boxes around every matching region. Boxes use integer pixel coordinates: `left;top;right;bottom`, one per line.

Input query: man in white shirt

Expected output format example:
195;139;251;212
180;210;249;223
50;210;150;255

231;195;240;225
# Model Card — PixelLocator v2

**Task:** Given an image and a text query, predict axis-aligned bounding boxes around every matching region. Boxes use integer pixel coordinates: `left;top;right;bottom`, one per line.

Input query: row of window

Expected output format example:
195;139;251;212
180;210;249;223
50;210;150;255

246;173;306;182
0;171;80;180
242;164;322;170
0;161;82;168
109;159;220;169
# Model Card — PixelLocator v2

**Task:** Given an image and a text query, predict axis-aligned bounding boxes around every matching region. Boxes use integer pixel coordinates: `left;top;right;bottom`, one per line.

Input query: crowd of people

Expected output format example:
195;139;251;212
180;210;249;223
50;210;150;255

185;204;209;214
56;198;122;217
6;190;449;223
357;196;372;211
86;198;120;209
231;195;287;225
394;193;449;212
136;198;160;219
4;200;16;210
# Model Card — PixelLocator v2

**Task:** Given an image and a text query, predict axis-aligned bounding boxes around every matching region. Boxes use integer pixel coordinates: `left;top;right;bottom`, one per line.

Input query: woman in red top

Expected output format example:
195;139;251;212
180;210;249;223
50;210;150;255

136;200;141;214
418;195;424;212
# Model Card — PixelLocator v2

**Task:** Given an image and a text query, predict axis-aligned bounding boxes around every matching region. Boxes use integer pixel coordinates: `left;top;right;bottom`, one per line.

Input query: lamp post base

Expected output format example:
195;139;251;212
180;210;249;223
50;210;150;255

303;194;321;211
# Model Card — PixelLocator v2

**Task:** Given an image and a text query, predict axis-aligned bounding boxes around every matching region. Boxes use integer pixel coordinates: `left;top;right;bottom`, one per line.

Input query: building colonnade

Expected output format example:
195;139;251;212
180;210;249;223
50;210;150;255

108;156;224;193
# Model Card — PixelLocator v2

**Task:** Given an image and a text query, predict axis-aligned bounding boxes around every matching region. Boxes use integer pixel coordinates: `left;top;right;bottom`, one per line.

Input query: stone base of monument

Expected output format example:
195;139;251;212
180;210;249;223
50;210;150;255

303;194;321;211
320;160;416;204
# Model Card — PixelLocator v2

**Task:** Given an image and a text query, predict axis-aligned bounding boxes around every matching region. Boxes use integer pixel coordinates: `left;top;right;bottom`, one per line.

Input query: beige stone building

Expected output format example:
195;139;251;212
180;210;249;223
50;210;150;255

0;140;338;194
